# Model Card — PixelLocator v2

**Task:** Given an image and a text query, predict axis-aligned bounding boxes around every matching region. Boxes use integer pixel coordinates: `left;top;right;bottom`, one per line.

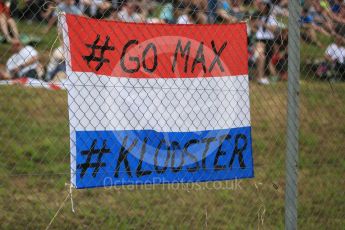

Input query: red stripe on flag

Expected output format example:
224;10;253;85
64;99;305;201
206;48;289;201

66;14;248;78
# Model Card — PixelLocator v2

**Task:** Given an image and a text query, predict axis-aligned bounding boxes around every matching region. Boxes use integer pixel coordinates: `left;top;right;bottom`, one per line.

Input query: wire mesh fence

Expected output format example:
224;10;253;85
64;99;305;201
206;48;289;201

0;0;344;229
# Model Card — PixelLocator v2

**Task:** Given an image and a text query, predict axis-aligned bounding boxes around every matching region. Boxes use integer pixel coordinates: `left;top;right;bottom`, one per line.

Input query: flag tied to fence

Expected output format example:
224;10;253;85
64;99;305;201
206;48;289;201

61;14;254;189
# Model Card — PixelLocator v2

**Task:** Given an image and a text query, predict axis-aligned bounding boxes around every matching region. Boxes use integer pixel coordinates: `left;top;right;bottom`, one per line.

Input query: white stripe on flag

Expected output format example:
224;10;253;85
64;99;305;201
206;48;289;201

67;72;250;132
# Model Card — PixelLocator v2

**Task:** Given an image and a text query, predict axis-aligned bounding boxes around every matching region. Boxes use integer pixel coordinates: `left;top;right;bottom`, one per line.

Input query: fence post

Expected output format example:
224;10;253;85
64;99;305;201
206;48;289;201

285;0;301;229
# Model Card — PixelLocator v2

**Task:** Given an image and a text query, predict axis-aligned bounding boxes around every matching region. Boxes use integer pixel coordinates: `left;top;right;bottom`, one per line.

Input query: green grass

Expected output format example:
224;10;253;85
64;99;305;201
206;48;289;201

0;82;344;229
0;20;344;229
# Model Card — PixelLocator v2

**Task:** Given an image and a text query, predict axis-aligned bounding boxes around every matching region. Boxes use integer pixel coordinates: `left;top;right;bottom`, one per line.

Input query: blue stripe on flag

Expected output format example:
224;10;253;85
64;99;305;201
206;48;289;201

74;127;253;188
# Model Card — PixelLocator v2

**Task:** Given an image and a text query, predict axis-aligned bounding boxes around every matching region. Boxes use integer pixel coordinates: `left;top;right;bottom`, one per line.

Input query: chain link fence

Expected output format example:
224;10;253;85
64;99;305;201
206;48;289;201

0;0;344;229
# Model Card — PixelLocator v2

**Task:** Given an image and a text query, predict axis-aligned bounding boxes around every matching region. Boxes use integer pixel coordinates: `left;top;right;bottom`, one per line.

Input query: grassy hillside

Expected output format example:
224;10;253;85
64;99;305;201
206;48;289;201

0;82;344;229
0;16;344;229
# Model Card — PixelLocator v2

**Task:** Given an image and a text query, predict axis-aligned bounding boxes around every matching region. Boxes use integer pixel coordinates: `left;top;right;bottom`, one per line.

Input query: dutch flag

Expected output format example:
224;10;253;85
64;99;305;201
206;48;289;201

61;14;253;189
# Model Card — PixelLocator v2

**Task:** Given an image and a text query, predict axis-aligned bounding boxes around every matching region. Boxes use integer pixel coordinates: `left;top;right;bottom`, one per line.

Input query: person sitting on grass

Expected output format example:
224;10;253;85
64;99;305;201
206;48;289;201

300;7;326;48
0;0;19;43
6;40;41;79
324;36;345;81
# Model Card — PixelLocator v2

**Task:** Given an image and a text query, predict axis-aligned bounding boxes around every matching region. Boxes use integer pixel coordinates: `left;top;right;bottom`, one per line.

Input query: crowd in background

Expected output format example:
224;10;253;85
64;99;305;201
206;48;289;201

0;0;344;83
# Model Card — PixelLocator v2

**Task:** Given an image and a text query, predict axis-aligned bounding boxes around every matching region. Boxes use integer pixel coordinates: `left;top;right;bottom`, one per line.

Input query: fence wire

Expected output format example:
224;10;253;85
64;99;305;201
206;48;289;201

0;0;344;229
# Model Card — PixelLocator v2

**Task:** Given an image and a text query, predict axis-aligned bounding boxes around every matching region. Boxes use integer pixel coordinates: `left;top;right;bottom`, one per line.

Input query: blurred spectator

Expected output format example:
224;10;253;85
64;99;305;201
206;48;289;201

0;0;19;43
216;0;246;22
329;0;345;38
80;0;112;18
159;2;174;23
107;6;120;20
45;0;83;32
308;1;335;35
1;0;343;85
229;0;246;20
41;0;60;22
57;0;82;16
330;0;343;14
176;5;192;24
189;0;207;12
188;4;207;24
117;1;143;22
252;0;278;85
144;1;163;23
306;1;345;43
6;40;41;79
324;36;345;80
269;28;288;81
177;4;207;24
45;46;66;81
216;1;238;23
207;0;218;23
271;0;288;16
323;0;345;25
301;7;325;47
